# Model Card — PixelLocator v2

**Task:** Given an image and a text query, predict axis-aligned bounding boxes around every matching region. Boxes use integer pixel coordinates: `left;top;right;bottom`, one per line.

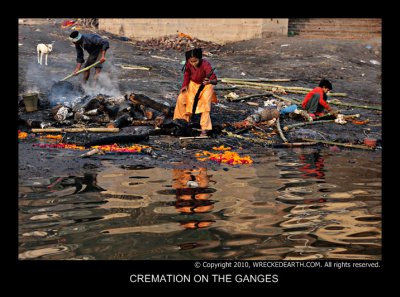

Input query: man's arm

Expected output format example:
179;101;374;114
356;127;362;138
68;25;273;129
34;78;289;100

75;43;84;64
73;44;85;74
99;50;107;63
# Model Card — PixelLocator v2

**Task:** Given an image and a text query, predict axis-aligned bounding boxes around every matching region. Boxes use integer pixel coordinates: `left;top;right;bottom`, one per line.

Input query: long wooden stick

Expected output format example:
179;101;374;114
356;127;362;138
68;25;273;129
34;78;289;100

314;113;359;120
121;64;151;70
179;136;209;140
214;86;238;91
271;94;301;105
228;92;273;102
276;118;288;142
328;99;381;111
302;138;375;150
219;77;291;82
272;142;317;148
32;127;119;133
283;120;335;131
61;61;102;81
223;129;273;145
219;79;347;97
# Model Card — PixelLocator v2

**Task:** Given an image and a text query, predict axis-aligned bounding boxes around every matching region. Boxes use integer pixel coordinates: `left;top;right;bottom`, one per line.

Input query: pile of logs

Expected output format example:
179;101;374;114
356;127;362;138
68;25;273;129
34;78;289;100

77;18;99;29
21;93;174;130
135;34;221;53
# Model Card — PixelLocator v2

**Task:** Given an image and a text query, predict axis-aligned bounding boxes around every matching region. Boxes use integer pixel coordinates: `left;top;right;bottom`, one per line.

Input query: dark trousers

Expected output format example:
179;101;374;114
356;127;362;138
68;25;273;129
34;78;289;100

304;94;324;114
85;51;102;69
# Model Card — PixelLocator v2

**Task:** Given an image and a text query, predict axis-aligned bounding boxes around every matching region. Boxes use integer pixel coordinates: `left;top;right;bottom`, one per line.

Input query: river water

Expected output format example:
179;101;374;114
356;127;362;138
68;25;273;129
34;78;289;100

18;148;381;260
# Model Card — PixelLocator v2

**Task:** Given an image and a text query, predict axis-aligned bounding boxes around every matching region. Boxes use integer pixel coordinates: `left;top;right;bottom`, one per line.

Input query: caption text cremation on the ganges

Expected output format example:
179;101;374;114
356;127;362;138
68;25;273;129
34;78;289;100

129;274;279;283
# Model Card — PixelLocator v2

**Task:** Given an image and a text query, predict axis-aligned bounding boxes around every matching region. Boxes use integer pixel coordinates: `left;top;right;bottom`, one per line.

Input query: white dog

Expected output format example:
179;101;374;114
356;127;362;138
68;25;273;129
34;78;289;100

37;43;53;66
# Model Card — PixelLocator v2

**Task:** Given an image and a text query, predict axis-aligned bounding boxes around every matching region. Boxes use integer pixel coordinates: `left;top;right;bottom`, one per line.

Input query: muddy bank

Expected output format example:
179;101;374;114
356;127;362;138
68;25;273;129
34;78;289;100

18;19;381;180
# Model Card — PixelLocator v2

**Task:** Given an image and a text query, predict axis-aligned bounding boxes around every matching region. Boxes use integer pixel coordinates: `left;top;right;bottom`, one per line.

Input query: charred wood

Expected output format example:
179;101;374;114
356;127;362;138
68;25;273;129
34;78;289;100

129;93;172;116
84;133;149;147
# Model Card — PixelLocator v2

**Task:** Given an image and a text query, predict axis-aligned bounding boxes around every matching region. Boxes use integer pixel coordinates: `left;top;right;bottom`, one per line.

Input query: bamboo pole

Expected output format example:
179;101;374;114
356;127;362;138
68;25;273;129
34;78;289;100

283;120;336;131
328;99;381;111
219;79;347;97
121;65;151;70
272;142;317;148
223;129;273;145
61;61;102;81
271;94;301;105
228;92;273;102
179;136;209;140
214;86;238;91
314;113;359;120
302;138;375;150
276;118;288;142
32;127;120;133
219;77;291;82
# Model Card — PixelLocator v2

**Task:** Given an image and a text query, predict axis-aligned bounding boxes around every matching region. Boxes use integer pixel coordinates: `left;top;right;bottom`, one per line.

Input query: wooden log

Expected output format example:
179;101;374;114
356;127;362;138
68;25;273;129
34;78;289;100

32;128;120;133
131;120;155;126
85;134;149;147
129;93;172;115
302;138;375;150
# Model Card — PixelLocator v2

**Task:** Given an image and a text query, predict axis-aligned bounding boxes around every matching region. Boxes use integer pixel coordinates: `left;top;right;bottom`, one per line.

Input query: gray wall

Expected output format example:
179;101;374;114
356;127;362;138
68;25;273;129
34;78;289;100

100;18;288;44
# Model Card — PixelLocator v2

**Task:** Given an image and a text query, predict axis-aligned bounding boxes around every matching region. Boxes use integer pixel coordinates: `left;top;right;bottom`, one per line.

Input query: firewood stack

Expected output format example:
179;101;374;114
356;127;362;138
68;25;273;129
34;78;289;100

135;33;221;54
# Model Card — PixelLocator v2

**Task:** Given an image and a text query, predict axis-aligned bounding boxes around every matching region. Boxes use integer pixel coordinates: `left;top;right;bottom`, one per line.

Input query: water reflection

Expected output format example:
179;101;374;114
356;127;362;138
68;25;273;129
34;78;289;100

298;151;325;179
275;149;381;260
171;168;216;229
18;149;381;260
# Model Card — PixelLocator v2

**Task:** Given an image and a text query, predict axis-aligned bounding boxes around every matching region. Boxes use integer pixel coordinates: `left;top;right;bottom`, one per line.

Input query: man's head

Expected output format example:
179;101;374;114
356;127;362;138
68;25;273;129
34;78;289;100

69;31;82;43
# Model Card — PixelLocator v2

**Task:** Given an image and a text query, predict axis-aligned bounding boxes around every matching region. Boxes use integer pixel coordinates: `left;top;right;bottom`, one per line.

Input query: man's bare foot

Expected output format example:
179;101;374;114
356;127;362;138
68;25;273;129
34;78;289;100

200;130;207;137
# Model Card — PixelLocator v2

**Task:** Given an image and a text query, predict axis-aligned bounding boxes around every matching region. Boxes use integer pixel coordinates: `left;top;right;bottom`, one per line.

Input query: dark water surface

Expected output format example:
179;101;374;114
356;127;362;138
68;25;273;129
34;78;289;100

18;148;381;260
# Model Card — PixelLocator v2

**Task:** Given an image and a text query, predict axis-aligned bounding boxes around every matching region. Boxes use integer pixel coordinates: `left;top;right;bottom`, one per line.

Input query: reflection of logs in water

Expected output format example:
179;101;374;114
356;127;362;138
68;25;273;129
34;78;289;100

19;244;79;260
315;209;381;246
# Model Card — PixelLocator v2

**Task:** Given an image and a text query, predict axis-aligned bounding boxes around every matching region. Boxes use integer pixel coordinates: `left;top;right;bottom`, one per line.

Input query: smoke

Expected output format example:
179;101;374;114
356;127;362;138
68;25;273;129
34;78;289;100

23;60;56;93
22;45;122;108
81;56;122;97
81;72;121;97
